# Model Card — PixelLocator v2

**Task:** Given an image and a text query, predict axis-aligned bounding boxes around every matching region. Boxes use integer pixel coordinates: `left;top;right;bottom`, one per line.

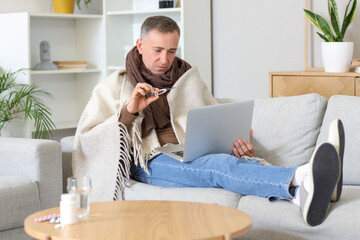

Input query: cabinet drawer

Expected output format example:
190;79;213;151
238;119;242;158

272;76;355;99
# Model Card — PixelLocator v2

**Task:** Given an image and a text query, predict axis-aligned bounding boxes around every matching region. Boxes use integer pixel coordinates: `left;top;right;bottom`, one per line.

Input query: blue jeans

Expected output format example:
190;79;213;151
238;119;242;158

131;153;296;200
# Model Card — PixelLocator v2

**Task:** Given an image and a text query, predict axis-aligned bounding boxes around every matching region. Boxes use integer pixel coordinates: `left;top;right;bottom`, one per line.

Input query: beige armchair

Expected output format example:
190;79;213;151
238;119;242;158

0;137;62;240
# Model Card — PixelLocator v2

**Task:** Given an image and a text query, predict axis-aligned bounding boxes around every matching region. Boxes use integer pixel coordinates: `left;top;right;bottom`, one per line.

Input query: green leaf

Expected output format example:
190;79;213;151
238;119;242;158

329;0;341;37
304;9;322;29
341;0;357;37
317;32;331;42
304;9;335;41
315;14;335;41
85;0;91;7
76;0;91;10
76;0;81;10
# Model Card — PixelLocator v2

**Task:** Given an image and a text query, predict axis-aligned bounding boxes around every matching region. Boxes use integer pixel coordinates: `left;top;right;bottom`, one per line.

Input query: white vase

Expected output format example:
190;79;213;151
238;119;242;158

321;42;353;73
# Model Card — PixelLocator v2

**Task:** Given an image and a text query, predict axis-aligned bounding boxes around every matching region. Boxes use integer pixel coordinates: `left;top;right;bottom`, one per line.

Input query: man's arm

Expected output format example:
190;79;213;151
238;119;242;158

232;129;256;158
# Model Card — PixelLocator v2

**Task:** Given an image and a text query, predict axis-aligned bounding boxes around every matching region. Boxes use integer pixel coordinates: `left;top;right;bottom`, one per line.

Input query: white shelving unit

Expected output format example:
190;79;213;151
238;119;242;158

0;0;212;138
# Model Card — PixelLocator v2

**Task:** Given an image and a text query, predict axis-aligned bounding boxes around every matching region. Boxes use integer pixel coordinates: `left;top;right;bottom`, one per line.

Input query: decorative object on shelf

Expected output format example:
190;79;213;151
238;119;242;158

53;61;88;70
0;68;56;139
159;0;174;8
351;59;360;73
52;0;75;14
321;42;353;72
304;0;357;73
52;0;91;14
34;41;58;71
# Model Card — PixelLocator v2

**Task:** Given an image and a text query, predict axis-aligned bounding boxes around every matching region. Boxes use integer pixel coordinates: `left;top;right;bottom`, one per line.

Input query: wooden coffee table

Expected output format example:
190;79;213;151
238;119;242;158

25;200;252;240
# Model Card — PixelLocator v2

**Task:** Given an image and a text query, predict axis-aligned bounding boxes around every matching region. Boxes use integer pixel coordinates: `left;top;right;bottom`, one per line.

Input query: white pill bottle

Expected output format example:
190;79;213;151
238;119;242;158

60;194;78;225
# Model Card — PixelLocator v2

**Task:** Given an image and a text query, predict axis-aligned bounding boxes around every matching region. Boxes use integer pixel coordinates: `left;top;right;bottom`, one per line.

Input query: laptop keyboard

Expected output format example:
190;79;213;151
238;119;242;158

171;150;184;157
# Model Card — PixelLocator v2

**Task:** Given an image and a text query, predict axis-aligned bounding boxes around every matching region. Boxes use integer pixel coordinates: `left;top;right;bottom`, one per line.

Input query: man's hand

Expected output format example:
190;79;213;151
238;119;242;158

127;83;159;114
232;129;256;158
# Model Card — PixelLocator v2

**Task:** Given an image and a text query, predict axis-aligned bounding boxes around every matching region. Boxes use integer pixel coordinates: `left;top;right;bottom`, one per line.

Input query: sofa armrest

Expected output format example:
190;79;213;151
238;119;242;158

0;137;62;210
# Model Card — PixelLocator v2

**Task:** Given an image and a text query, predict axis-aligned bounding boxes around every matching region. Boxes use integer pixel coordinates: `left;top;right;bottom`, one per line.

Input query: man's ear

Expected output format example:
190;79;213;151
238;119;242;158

136;39;143;54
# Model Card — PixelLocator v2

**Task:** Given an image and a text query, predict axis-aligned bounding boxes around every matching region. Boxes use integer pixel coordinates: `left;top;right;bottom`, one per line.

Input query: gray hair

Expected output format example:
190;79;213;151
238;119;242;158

140;16;180;39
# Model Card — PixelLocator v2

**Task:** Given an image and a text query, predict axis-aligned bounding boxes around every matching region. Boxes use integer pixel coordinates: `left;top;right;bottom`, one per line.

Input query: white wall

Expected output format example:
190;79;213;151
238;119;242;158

213;0;305;99
212;0;360;99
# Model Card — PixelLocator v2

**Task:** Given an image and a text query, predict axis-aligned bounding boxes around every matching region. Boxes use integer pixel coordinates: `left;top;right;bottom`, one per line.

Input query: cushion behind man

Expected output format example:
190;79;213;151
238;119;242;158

316;95;360;185
252;93;327;167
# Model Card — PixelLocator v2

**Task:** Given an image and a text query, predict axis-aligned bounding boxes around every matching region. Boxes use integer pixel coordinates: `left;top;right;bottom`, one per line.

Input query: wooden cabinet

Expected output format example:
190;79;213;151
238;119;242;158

269;72;360;99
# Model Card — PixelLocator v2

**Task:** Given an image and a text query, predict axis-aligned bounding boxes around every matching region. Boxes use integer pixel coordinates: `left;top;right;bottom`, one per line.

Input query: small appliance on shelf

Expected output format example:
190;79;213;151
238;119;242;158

159;0;174;8
52;61;88;70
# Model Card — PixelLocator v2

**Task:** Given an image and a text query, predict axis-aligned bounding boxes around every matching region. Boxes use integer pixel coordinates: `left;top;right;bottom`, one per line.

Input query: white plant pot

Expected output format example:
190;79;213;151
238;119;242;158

321;42;353;73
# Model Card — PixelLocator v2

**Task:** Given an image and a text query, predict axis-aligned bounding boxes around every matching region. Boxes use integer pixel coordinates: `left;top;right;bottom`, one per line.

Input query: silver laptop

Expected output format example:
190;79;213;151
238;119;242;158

155;100;254;162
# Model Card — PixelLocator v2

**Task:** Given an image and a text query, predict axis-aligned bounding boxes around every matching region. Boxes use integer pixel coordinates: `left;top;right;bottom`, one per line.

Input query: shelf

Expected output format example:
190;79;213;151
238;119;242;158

107;66;125;71
30;13;103;19
107;8;181;16
31;69;102;75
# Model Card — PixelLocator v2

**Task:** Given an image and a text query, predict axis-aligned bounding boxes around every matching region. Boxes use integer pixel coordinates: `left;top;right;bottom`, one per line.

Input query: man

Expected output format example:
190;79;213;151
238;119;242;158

73;16;344;227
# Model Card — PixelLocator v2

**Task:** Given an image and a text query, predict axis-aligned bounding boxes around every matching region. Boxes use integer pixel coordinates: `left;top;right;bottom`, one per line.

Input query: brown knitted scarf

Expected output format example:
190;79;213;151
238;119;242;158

126;46;191;137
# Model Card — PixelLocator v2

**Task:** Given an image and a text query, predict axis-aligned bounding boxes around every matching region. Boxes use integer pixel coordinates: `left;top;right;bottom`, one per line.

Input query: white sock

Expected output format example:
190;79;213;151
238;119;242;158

292;163;309;186
292;187;301;207
291;173;311;207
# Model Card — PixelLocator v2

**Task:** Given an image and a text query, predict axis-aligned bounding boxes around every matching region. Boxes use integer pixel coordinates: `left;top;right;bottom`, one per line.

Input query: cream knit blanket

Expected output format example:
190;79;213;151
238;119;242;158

72;67;217;202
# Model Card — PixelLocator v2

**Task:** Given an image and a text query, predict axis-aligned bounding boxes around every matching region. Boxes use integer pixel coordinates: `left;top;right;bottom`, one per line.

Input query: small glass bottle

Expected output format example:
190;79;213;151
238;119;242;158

60;194;78;225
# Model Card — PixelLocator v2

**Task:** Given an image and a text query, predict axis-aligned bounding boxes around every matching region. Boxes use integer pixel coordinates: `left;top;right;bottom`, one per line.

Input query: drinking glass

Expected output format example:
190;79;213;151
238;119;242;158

66;176;92;218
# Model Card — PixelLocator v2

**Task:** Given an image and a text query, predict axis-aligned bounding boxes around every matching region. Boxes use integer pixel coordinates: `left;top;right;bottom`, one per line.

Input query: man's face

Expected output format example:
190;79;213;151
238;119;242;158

136;29;179;75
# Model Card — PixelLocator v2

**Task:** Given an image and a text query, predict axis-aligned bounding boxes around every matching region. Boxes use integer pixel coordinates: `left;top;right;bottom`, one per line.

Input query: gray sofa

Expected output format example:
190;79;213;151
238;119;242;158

0;138;62;240
60;94;360;239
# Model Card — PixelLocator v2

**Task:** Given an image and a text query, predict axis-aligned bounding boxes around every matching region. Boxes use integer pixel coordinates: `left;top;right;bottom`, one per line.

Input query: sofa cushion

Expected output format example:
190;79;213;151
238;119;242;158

0;176;41;231
252;94;327;167
316;95;360;185
237;185;360;240
124;180;242;209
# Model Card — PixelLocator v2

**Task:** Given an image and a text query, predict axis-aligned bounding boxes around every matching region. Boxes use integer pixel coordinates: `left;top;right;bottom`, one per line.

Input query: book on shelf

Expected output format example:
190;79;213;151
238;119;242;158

351;59;360;66
53;61;88;70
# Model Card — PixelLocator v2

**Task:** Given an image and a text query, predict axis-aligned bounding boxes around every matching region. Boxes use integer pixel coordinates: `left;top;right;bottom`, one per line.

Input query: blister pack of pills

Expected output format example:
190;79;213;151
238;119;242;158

34;214;60;224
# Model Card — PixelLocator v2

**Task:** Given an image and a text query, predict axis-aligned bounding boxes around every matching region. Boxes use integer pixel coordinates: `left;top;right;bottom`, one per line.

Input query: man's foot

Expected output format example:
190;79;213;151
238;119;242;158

328;119;345;202
300;142;340;226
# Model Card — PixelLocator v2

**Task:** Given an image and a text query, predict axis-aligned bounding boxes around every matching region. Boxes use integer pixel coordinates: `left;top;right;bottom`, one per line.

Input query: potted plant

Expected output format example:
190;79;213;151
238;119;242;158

0;68;56;139
53;0;91;14
304;0;357;72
